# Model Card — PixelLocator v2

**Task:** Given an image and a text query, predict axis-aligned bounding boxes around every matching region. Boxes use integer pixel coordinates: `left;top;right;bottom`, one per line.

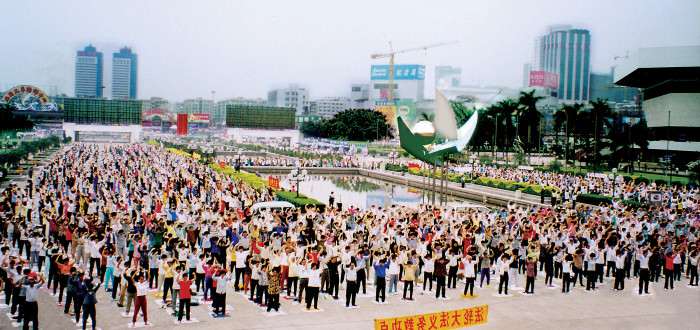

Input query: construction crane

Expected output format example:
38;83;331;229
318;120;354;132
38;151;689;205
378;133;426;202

371;41;458;103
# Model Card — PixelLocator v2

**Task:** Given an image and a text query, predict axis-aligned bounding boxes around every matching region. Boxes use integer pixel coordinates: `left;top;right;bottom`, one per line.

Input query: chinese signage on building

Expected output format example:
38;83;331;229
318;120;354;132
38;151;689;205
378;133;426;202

371;65;426;80
374;305;488;330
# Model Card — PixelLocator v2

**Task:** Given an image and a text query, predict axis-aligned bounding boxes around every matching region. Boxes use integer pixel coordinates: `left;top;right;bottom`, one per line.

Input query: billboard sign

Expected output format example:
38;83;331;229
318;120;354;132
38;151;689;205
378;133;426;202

529;71;559;89
395;100;416;124
375;101;396;126
188;113;210;123
371;65;425;80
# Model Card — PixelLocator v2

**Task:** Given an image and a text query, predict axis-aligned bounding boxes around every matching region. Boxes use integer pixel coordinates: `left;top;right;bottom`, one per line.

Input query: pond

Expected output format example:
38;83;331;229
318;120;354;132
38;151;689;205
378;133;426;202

263;174;469;209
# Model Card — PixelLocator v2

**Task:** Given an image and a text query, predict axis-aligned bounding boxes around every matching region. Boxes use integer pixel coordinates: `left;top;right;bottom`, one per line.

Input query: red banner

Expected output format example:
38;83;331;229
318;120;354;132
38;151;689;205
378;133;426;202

219;161;226;169
177;114;188;136
408;163;420;169
269;177;280;189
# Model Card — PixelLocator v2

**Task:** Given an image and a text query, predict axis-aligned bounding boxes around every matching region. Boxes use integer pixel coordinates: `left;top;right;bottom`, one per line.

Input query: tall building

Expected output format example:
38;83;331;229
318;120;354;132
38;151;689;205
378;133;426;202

174;98;213;115
369;64;425;102
435;66;462;90
614;46;700;162
522;63;532;88
309;97;350;119
536;25;591;102
268;84;309;115
589;70;638;104
350;84;371;109
141;97;171;114
112;47;138;99
74;45;103;98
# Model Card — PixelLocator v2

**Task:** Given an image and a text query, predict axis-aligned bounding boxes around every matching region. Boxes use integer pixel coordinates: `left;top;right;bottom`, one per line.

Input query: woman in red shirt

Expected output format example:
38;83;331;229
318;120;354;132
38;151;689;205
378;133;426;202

176;272;193;323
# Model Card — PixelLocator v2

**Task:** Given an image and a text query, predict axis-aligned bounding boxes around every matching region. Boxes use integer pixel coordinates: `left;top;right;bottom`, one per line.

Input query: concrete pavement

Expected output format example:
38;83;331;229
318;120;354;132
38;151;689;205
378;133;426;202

2;270;698;330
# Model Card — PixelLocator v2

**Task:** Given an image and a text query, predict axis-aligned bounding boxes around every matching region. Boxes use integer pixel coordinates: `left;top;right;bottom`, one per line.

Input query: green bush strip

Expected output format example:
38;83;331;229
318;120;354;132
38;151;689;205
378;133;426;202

576;194;646;207
386;165;555;197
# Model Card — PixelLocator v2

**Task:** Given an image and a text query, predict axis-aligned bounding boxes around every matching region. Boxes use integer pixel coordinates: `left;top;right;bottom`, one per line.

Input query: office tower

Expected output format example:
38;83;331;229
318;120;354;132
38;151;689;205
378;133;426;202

74;44;103;98
536;25;590;102
112;47;138;99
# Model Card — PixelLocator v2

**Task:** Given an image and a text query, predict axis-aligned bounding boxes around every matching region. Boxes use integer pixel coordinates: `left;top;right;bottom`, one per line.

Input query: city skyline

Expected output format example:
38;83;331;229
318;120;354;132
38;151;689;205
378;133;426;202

1;0;698;102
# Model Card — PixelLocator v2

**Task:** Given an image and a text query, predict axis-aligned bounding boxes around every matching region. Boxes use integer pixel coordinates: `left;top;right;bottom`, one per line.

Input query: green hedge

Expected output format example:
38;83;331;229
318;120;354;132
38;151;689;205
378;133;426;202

275;191;326;212
576;194;646;207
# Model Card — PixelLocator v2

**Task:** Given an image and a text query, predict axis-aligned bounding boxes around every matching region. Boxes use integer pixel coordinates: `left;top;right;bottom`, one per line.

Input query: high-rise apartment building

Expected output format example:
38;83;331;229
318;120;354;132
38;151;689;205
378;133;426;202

174;98;213;115
112;47;138;99
309;97;350;119
536;25;591;102
74;45;103;98
268;84;309;115
522;63;532;88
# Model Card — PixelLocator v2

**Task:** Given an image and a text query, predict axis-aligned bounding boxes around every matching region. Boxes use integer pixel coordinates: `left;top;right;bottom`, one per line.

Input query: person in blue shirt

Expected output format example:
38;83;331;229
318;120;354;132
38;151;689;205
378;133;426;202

355;252;370;294
373;255;390;303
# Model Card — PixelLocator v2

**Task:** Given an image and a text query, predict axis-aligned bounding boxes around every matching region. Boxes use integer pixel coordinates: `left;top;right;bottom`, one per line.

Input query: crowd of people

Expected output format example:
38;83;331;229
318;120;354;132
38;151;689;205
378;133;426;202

0;142;698;330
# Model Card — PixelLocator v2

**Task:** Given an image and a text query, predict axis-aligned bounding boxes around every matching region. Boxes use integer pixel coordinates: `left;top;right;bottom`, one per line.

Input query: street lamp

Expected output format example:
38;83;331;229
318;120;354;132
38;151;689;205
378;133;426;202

288;168;308;197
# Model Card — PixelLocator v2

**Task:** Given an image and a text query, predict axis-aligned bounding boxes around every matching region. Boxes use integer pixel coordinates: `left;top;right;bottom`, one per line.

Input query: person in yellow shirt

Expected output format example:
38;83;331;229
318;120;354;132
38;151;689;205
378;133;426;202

162;259;175;306
402;261;418;300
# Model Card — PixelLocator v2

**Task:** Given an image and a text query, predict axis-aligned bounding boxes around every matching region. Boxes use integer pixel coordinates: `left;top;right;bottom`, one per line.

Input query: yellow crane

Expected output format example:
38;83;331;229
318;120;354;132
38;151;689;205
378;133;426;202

370;41;458;103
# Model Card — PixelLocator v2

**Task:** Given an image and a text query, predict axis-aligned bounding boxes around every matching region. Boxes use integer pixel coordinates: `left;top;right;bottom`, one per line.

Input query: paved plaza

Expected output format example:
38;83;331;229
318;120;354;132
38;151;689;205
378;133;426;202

2;271;698;330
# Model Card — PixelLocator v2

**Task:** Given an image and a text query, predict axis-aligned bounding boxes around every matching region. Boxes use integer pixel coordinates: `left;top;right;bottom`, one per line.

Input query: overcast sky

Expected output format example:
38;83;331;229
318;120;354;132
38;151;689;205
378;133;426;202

2;0;698;102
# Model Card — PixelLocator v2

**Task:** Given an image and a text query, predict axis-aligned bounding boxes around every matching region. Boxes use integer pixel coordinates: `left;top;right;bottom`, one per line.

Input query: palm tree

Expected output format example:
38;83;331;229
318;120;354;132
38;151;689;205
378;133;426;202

491;99;519;162
555;103;583;167
588;98;615;166
517;89;545;161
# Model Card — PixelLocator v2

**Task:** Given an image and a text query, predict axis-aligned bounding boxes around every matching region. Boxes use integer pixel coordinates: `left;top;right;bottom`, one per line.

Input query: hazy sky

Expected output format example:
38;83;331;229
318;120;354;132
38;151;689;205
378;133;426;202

2;0;698;102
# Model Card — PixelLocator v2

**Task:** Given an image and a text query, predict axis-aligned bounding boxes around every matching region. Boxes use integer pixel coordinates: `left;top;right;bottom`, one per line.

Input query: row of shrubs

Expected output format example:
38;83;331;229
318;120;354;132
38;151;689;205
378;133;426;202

576;194;647;207
0;135;61;168
275;191;326;212
386;164;555;197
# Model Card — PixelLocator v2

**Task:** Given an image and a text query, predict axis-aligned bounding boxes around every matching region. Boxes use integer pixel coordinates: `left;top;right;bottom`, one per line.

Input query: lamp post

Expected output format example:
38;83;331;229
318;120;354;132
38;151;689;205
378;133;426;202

236;149;242;171
288;168;308;198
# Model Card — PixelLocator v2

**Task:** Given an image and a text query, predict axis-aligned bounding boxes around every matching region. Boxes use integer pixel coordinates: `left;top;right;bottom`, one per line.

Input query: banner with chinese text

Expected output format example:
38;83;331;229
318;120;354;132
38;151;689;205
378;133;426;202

269;177;280;189
374;305;488;330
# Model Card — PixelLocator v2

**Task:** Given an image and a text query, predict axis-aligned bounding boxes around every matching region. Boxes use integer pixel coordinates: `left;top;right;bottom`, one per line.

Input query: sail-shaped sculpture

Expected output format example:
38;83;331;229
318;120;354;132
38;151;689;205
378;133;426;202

398;90;479;163
434;89;458;140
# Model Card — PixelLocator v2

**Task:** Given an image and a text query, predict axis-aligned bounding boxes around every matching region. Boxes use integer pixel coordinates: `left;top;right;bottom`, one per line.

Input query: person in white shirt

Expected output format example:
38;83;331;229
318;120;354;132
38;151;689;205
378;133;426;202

305;263;322;310
637;247;651;295
613;249;627;291
421;254;435;292
132;273;151;327
212;267;232;315
562;254;573;293
497;253;513;295
462;255;478;296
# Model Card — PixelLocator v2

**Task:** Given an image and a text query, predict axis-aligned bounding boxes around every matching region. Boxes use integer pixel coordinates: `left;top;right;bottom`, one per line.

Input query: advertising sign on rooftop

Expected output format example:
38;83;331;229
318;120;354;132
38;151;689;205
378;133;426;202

188;113;210;122
371;65;425;80
529;71;559;89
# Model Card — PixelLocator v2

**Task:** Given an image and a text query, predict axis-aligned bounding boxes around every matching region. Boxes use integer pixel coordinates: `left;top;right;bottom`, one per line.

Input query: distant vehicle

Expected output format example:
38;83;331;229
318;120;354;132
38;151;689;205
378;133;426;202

251;201;295;214
447;203;490;213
